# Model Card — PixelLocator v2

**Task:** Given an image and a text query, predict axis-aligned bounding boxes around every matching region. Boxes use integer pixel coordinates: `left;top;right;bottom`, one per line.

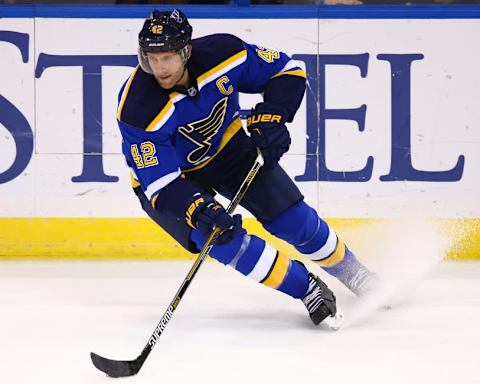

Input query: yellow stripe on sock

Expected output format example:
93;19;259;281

315;238;346;268
261;252;291;289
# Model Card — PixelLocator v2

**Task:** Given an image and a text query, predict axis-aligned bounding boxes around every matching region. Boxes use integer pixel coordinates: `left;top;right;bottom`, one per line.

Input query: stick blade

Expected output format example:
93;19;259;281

90;352;142;378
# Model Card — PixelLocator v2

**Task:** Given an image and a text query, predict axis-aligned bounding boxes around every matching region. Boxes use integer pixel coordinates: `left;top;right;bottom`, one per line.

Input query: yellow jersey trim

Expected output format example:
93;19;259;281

151;193;159;209
169;91;181;99
117;66;140;121
182;117;243;174
270;68;306;79
146;99;174;132
197;50;247;87
130;172;140;188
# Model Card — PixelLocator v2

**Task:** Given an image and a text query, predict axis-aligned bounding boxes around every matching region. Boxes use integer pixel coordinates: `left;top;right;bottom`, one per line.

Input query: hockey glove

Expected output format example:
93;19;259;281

247;102;291;170
185;193;245;244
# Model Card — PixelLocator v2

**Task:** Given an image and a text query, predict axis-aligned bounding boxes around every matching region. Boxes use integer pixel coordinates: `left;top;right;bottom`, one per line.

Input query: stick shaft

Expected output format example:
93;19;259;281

138;158;262;365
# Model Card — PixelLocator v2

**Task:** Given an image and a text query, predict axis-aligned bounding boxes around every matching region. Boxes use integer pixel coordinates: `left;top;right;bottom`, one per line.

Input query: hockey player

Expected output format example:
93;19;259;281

117;9;375;328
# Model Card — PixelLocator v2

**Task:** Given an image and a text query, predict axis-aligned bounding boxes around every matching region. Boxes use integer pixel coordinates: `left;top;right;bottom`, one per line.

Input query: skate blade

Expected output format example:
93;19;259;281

323;307;344;331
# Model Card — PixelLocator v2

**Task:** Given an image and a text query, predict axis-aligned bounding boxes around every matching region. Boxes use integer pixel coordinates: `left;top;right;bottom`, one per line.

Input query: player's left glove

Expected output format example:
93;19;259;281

247;102;291;170
185;193;245;244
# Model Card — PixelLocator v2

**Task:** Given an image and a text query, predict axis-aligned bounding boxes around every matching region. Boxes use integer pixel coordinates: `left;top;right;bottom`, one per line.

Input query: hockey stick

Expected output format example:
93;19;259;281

90;155;263;378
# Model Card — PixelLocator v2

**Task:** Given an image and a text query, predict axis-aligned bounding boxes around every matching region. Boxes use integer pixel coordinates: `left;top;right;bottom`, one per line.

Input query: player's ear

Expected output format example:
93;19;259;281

186;44;192;60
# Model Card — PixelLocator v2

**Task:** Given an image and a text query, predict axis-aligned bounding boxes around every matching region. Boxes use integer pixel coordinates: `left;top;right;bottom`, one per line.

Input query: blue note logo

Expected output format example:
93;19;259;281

178;97;228;165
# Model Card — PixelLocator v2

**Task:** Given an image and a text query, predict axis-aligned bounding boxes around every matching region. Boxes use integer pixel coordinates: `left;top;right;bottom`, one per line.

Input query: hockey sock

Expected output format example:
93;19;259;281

263;200;371;287
191;230;309;298
320;245;364;281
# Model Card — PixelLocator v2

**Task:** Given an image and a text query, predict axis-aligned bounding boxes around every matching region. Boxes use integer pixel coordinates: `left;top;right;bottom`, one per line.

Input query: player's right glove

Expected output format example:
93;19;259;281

247;102;291;170
185;193;245;244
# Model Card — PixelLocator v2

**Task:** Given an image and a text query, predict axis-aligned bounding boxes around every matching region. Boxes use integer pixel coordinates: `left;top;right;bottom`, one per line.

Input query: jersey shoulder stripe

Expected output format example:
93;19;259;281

190;34;247;89
146;92;187;132
197;50;247;91
145;98;174;132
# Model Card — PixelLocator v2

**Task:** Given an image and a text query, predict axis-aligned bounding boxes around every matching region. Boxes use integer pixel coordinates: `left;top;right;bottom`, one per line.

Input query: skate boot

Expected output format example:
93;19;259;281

301;273;343;329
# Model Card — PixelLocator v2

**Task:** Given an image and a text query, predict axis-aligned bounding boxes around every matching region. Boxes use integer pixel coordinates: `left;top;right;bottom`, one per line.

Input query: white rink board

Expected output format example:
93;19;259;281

0;17;479;218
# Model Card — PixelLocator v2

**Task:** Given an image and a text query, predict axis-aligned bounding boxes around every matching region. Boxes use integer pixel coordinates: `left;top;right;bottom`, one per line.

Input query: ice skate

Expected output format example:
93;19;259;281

301;273;344;330
343;265;378;296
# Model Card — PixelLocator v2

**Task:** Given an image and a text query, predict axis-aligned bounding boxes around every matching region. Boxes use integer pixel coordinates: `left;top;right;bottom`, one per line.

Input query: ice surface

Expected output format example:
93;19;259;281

1;256;479;384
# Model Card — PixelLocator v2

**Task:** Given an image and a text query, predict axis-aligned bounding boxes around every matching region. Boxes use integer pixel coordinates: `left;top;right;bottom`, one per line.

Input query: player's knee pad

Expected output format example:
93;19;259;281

263;200;346;268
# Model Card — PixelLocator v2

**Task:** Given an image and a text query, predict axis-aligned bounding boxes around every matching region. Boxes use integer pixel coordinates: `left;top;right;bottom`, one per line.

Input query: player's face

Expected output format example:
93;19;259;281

147;51;186;89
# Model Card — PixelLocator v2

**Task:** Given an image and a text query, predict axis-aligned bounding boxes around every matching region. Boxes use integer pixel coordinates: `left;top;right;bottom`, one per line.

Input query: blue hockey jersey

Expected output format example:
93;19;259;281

117;33;305;206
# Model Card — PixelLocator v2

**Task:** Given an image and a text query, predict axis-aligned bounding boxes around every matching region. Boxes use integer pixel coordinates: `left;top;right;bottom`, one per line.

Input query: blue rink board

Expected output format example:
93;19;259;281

0;4;480;19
